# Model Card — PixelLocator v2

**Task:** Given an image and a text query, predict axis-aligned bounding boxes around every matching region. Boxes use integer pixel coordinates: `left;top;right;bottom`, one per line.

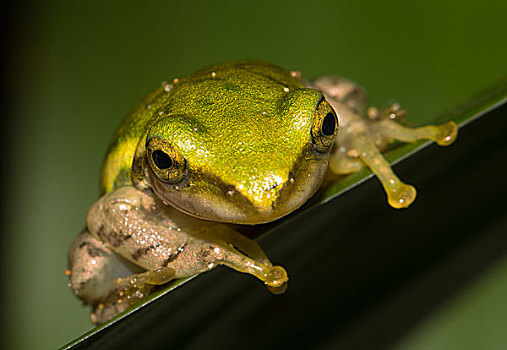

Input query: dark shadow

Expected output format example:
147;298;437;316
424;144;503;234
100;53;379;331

68;102;507;350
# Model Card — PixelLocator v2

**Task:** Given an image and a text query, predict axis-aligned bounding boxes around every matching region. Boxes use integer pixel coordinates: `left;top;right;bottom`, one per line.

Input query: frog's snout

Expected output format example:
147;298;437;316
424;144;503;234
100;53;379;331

227;173;298;222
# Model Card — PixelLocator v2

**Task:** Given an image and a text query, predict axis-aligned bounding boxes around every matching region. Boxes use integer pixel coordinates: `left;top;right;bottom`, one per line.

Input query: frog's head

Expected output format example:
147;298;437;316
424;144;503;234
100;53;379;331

133;67;338;224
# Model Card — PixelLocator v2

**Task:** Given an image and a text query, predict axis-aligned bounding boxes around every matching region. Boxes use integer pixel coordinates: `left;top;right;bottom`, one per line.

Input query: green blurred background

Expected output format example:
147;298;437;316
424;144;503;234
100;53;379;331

2;0;506;348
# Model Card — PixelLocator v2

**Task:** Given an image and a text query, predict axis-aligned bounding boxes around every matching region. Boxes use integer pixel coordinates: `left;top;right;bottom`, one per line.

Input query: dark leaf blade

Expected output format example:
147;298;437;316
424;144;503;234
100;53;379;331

61;79;507;350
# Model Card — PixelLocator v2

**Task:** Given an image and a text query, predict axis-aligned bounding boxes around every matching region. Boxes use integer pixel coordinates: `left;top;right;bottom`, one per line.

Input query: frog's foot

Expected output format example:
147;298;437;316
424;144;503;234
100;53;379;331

185;237;289;291
359;141;417;209
374;119;458;146
91;267;175;324
335;132;417;209
216;244;288;288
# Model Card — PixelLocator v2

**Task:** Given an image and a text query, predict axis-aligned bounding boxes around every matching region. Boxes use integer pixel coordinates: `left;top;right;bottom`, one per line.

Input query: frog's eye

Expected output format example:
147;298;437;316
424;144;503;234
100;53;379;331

311;97;338;153
146;138;188;184
152;150;173;169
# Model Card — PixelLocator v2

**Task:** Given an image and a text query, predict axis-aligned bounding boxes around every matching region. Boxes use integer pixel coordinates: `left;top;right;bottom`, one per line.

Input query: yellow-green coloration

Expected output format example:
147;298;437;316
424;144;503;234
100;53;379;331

68;60;457;324
101;86;167;194
102;60;335;224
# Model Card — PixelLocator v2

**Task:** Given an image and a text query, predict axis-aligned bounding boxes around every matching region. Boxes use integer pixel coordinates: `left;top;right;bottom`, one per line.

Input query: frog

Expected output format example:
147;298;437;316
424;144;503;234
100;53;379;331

67;60;457;324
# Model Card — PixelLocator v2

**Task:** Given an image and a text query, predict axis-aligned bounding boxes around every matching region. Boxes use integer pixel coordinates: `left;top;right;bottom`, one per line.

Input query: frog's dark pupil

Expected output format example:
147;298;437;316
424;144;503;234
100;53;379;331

152;150;173;169
322;112;336;136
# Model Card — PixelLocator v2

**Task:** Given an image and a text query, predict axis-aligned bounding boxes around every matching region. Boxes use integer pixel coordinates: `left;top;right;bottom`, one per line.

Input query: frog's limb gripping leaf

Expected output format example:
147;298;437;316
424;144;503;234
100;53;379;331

193;235;288;288
73;186;288;323
326;96;458;208
197;224;271;265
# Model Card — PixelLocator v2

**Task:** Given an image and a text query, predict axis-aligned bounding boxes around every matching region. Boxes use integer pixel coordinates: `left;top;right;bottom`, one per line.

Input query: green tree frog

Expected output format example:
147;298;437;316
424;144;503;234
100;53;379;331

67;60;457;323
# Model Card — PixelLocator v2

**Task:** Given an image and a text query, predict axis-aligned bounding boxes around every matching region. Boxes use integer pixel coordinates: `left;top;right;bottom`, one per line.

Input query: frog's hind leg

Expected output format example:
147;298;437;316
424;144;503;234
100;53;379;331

92;266;175;324
67;229;175;324
310;76;369;114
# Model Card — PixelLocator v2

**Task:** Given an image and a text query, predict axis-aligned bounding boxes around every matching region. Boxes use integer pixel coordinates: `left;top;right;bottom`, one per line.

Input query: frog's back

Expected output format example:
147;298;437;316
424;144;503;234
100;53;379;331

100;60;303;195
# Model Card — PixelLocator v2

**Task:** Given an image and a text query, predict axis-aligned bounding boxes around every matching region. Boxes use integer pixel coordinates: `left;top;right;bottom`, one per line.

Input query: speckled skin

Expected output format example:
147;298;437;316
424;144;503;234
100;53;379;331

102;60;335;224
68;60;457;324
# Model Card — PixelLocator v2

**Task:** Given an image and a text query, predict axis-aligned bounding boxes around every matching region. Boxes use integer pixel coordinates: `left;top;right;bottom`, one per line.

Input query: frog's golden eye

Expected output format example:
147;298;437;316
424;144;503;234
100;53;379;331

147;138;188;184
311;97;338;153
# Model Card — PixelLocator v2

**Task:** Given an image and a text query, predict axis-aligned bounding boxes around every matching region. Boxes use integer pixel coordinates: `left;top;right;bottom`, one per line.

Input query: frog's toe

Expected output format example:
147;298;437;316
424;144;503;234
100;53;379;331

145;267;176;285
386;183;417;209
434;121;458;146
264;265;288;288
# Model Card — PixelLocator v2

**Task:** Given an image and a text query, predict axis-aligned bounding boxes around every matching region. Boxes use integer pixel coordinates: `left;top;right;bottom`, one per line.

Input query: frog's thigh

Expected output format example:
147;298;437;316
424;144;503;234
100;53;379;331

68;229;140;304
309;76;368;114
373;119;458;146
69;229;176;324
92;266;176;324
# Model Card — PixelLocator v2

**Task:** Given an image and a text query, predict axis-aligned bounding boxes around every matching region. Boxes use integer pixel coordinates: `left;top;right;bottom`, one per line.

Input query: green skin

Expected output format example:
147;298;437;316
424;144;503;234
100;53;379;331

68;60;458;324
102;60;334;224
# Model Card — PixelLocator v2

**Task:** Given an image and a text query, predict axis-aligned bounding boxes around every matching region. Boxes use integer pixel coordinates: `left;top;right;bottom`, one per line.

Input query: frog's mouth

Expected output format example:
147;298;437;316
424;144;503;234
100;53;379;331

147;157;329;225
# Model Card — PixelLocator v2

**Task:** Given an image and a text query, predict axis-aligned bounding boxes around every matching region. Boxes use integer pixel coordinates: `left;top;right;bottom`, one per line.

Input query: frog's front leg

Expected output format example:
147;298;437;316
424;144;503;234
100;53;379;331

311;76;458;208
82;186;287;322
